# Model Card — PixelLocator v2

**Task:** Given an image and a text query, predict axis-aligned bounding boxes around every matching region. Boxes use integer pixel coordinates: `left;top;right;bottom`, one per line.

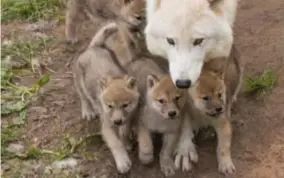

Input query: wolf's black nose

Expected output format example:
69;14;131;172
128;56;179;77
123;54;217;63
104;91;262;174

175;79;191;88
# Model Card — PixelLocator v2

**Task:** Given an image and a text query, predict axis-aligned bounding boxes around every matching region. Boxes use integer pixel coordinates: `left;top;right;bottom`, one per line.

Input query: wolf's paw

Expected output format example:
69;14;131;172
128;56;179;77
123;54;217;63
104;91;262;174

139;151;153;165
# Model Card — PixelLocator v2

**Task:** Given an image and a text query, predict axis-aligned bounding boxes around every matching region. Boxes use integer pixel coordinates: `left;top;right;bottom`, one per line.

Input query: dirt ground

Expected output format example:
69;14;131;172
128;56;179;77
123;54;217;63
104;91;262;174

2;0;284;177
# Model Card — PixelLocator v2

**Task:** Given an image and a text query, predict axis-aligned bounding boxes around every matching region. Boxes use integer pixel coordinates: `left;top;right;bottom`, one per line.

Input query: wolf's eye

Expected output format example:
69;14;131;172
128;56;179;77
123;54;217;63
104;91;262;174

166;38;175;46
202;96;210;101
193;38;204;46
108;104;113;109
218;93;222;98
157;99;165;104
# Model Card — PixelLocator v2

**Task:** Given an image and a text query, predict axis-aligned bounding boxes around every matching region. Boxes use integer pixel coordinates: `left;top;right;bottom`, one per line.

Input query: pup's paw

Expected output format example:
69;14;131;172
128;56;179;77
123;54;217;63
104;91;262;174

66;36;79;44
160;157;176;177
218;157;236;174
139;151;153;165
81;106;97;120
115;153;132;173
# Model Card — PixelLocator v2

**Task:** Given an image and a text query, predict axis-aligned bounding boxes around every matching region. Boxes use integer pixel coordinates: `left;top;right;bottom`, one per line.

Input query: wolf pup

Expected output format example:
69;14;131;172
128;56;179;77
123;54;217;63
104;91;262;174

126;58;195;177
73;22;140;173
188;66;236;174
65;0;146;44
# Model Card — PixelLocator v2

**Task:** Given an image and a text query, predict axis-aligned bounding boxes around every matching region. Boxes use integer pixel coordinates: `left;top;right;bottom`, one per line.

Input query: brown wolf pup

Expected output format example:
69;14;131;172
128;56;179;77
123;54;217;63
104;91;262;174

65;0;146;44
73;22;140;173
188;64;236;174
126;57;195;177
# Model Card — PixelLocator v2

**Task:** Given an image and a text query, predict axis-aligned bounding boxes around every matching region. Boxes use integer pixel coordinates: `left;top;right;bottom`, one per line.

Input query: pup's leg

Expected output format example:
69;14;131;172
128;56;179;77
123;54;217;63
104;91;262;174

213;115;235;174
73;70;98;120
174;116;198;172
160;133;179;176
102;122;131;173
65;0;84;44
119;122;132;151
138;124;153;164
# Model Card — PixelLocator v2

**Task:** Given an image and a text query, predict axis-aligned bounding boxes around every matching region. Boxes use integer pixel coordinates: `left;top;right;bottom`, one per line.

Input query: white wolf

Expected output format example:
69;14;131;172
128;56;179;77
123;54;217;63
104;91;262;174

144;0;238;174
144;0;237;89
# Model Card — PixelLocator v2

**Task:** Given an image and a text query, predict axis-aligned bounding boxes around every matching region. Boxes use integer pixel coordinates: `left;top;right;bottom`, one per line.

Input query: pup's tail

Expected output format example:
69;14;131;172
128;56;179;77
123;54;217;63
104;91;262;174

226;44;244;118
88;22;118;48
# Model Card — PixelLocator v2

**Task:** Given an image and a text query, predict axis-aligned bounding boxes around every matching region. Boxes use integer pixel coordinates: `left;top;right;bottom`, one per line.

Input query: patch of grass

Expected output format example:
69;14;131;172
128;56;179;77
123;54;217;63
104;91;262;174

1;37;52;116
245;68;276;95
1;0;66;22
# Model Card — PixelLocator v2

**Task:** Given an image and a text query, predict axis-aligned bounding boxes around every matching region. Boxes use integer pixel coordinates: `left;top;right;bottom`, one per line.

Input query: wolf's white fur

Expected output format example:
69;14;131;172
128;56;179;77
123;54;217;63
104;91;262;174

145;0;237;86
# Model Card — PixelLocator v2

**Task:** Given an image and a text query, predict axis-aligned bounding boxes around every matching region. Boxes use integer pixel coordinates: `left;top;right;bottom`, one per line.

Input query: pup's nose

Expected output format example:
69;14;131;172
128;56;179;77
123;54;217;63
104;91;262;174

114;119;122;125
215;107;223;113
175;79;191;89
168;111;177;118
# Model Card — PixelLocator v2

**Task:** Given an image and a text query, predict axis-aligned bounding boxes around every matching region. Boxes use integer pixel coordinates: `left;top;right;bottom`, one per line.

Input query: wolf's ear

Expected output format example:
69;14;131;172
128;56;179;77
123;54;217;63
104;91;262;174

126;76;137;89
147;74;159;89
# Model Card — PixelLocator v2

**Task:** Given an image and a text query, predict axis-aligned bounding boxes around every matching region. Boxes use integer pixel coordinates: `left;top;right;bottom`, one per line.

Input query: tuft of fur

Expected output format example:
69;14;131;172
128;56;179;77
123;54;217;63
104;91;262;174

65;0;146;44
187;67;236;174
144;0;238;88
73;22;140;173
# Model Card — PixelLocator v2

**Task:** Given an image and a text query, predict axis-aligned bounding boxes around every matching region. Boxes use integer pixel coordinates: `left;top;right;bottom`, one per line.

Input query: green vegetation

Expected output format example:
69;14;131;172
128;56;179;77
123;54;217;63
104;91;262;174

246;68;276;95
1;0;66;22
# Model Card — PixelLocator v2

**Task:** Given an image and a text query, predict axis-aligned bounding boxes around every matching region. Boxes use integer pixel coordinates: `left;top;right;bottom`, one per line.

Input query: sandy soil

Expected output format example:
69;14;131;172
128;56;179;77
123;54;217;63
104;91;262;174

1;0;284;177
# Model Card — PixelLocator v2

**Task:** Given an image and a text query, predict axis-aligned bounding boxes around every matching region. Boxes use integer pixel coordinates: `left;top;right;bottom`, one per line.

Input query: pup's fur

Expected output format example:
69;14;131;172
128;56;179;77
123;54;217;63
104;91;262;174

144;0;238;87
73;22;140;173
174;44;243;172
126;58;195;176
65;0;146;44
187;66;236;174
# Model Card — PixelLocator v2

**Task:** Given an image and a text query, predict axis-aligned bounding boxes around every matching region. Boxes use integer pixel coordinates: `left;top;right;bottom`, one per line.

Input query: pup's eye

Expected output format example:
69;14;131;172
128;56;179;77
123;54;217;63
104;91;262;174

202;96;210;101
175;96;181;101
218;93;222;98
157;99;165;104
193;38;204;46
135;15;142;20
166;38;175;46
108;104;113;108
122;103;129;108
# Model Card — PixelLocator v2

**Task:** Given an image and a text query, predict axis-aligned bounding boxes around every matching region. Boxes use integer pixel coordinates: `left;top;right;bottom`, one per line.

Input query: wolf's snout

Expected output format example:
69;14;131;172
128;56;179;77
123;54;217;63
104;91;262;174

175;79;191;89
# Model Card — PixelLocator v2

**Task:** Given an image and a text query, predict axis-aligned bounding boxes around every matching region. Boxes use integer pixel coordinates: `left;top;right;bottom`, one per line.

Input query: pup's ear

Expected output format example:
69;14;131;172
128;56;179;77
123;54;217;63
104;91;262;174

147;74;159;89
207;0;223;7
203;57;226;78
126;76;137;89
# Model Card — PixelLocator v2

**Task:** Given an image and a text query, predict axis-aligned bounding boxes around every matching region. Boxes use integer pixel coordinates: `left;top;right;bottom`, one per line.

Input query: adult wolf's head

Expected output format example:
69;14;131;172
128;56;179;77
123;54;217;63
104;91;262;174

144;0;234;88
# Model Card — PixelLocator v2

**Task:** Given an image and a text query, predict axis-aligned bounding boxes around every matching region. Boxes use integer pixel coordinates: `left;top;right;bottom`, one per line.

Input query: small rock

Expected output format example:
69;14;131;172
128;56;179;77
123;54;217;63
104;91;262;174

44;166;52;174
25;20;58;31
52;157;78;169
6;143;25;154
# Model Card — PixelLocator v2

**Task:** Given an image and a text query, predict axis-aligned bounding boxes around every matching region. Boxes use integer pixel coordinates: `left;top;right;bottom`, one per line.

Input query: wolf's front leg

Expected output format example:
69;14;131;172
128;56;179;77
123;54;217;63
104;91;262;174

174;117;198;172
